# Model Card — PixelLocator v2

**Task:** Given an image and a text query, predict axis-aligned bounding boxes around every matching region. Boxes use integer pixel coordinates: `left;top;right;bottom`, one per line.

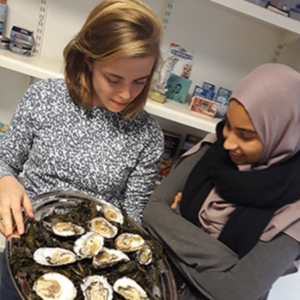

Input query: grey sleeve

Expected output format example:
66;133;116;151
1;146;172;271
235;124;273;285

143;145;239;273
142;146;300;300
170;233;300;300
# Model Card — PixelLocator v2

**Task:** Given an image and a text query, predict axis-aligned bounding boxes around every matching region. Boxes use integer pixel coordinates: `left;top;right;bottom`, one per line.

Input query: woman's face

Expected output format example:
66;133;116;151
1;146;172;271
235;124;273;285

223;100;264;165
87;56;155;112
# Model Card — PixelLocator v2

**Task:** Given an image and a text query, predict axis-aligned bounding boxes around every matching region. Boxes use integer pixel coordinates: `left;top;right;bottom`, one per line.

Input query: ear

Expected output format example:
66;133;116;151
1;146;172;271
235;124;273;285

85;56;93;72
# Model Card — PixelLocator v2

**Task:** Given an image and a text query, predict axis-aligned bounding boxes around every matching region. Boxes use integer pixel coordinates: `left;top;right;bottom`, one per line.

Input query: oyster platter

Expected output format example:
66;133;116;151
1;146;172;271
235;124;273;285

7;191;176;300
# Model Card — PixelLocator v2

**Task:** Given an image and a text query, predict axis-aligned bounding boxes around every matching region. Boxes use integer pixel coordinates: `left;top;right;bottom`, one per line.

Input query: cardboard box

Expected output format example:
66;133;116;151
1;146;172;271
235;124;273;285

189;96;218;118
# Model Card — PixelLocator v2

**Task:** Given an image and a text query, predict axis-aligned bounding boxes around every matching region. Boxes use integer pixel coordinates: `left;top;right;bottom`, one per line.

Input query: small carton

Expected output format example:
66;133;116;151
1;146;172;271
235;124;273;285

214;87;232;119
191;85;215;101
189;96;218;118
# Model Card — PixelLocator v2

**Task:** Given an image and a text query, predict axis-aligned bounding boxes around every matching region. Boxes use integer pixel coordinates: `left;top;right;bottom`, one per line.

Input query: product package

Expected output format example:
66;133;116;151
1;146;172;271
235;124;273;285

9;26;35;56
213;87;232;119
189;96;218;118
166;73;192;104
179;134;203;156
167;43;194;79
0;122;8;140
191;81;216;101
0;0;7;37
155;130;181;185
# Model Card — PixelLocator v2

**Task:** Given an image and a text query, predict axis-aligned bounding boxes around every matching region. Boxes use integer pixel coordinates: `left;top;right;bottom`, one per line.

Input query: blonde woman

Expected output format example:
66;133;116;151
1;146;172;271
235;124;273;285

0;1;164;298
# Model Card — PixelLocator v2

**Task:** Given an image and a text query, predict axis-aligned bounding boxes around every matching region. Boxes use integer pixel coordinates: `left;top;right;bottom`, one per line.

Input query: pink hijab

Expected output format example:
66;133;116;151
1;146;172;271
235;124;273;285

231;63;300;167
195;64;300;270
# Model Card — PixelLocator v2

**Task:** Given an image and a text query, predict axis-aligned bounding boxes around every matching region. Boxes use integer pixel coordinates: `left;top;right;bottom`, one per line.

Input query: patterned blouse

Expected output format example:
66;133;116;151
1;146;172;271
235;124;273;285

0;78;164;222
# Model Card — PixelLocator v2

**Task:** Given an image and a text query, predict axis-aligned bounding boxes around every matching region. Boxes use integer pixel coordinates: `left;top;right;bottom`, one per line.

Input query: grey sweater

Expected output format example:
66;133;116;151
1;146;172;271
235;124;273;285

143;145;300;300
0;78;164;222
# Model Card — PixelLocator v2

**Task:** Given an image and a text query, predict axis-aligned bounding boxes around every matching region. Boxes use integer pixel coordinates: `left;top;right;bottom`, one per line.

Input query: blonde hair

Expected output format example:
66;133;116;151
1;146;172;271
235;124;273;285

64;0;163;119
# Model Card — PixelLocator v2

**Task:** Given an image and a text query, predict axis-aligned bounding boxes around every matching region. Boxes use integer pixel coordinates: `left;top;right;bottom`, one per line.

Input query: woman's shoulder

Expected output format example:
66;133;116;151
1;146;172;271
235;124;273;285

29;78;66;93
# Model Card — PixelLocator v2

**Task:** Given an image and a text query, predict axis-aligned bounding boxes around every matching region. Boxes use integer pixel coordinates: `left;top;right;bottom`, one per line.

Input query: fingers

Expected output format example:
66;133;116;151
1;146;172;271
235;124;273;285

23;194;34;219
11;202;25;235
1;204;14;236
171;192;183;209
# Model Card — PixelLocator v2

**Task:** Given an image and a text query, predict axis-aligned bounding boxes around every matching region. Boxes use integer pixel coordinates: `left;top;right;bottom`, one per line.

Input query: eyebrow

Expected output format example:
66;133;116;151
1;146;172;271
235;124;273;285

105;72;150;81
225;116;257;134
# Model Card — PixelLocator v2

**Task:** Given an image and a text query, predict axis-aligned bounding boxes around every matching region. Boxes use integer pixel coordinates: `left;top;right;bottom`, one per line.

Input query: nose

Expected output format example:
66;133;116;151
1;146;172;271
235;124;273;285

118;83;132;100
223;128;238;151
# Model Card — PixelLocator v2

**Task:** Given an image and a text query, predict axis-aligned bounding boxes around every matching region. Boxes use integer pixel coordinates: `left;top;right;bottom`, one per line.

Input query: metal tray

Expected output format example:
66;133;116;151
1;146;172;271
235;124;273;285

6;190;177;300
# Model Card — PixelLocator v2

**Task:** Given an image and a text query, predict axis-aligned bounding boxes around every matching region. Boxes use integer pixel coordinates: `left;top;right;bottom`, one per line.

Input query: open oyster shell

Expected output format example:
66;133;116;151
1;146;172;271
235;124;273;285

81;275;113;300
33;272;77;300
115;233;145;252
89;217;118;238
92;247;130;269
113;277;149;300
52;222;85;237
136;245;152;266
74;232;104;258
33;247;77;266
102;204;124;224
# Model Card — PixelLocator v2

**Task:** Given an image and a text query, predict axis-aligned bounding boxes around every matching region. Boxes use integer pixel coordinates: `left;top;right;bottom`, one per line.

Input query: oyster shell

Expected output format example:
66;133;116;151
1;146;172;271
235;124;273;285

33;272;77;300
102;204;124;224
115;233;145;252
89;217;118;238
136;245;152;265
92;247;130;269
81;275;113;300
113;277;149;300
33;248;77;266
74;232;104;258
52;222;85;236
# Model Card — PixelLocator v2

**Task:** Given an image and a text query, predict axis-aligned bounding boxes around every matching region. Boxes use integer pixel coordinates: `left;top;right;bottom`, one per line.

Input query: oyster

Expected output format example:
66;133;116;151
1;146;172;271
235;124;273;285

113;277;149;300
136;245;152;265
102;204;124;224
33;272;77;300
33;247;77;266
89;217;118;238
81;275;113;300
92;247;130;269
74;232;104;258
115;233;145;252
52;222;85;236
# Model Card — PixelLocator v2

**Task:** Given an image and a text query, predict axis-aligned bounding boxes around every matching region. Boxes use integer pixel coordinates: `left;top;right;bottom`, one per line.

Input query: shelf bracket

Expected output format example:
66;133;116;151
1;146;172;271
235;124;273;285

162;0;175;30
30;0;48;85
271;31;300;63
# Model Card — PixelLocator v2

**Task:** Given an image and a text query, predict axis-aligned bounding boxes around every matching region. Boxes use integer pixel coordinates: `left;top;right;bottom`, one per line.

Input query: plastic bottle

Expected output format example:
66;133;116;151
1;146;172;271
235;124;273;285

0;0;7;37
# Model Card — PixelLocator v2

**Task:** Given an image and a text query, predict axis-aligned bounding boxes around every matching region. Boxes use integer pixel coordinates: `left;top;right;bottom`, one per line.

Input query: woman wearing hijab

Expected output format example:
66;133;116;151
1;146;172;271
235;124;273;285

143;63;300;300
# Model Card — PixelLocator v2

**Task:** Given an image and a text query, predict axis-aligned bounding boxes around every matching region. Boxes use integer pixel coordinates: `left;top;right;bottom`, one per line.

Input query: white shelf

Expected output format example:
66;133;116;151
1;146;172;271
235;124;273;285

0;50;64;79
0;50;220;133
209;0;300;36
145;98;221;133
1;0;299;134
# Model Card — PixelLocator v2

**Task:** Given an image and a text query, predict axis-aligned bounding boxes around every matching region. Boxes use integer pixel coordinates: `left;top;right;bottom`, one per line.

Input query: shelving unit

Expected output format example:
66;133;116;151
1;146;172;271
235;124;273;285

1;0;300;133
209;0;300;36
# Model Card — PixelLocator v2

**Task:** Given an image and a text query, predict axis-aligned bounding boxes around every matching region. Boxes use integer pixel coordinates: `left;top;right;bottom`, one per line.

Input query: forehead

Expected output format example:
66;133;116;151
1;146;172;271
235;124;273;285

227;100;255;131
95;56;155;78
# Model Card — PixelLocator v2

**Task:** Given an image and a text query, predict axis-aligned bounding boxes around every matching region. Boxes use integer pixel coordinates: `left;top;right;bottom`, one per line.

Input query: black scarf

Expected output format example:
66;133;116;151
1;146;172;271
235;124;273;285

180;120;300;258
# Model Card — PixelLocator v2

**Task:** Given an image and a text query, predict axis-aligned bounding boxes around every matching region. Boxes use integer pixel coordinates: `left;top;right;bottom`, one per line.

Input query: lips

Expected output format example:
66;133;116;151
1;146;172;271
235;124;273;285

111;99;128;108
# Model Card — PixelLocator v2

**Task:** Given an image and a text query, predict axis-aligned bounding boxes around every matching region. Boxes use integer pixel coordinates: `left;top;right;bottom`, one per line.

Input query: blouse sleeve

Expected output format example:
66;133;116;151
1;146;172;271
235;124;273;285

142;145;300;300
0;84;36;179
123;123;164;223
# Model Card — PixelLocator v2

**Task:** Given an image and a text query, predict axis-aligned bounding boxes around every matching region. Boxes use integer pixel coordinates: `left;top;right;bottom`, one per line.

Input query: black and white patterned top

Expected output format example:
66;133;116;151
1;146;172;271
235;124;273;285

0;78;164;222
